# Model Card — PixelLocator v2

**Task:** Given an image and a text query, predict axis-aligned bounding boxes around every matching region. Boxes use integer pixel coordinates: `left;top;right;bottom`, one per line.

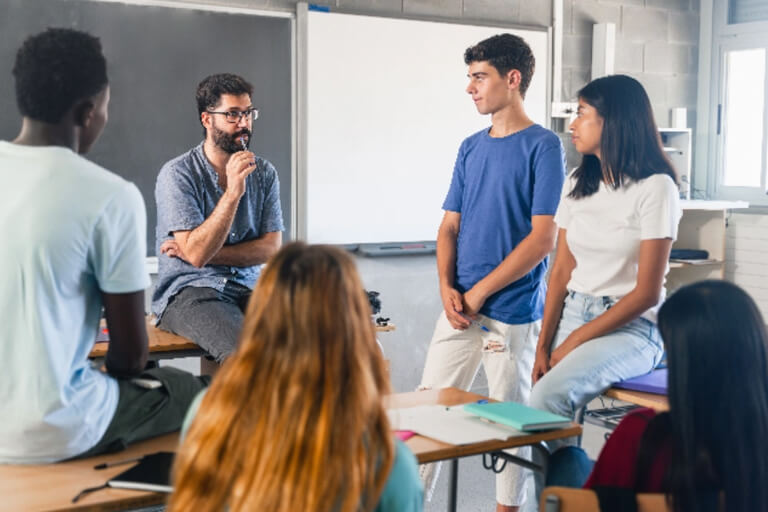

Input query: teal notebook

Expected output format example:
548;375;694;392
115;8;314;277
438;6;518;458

463;401;571;432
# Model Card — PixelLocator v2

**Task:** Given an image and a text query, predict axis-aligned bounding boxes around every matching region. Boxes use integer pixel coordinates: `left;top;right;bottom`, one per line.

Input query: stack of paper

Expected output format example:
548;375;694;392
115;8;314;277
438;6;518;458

388;405;525;445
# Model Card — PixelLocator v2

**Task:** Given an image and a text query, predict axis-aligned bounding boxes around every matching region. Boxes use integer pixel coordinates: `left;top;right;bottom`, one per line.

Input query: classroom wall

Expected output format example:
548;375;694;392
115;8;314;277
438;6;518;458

148;0;702;392
161;0;700;129
726;214;768;321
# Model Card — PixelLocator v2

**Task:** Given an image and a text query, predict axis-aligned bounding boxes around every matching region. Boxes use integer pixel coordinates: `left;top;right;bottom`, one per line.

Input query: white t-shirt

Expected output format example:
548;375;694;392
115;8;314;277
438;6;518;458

0;141;150;463
554;172;681;320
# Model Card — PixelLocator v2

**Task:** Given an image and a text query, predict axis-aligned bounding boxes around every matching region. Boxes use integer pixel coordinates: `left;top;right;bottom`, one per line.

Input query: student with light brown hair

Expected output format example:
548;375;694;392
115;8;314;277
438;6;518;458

168;242;422;512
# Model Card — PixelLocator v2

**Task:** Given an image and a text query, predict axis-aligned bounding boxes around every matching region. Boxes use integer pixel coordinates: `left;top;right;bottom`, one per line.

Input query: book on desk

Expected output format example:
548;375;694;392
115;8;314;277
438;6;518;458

463;402;572;432
613;368;668;395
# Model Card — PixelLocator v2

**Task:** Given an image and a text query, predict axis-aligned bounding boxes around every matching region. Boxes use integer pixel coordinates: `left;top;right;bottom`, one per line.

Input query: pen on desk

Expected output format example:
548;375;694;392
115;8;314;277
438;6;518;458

455;310;490;332
93;456;142;470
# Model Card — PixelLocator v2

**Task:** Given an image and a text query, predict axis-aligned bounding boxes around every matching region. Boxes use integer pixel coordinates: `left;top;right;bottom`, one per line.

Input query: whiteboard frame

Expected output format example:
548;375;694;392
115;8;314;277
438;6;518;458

296;3;552;244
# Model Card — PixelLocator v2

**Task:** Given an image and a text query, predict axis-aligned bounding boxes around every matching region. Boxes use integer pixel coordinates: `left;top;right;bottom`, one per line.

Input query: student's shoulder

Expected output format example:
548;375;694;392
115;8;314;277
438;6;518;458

459;127;490;149
636;173;679;201
524;124;564;150
69;153;141;199
641;172;677;187
378;439;423;511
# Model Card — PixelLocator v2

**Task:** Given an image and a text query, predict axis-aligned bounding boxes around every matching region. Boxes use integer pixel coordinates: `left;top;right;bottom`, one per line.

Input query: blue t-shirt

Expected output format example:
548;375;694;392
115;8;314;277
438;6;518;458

152;142;284;319
443;124;565;324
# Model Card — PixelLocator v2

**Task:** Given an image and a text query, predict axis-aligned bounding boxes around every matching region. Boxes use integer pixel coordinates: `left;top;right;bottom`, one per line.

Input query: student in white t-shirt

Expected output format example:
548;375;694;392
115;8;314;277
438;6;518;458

0;28;208;464
529;75;681;449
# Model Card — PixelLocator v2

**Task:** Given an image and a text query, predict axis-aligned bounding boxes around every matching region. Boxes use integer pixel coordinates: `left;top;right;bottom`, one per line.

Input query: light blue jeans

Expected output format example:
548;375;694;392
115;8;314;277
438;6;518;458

529;290;664;447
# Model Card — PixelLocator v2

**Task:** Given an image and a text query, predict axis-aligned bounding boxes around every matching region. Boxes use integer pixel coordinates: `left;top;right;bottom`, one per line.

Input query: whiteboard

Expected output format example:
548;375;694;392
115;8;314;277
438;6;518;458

303;11;549;244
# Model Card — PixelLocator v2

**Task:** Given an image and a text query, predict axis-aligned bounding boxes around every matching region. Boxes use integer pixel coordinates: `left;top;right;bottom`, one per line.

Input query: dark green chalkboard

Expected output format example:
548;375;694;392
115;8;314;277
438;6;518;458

0;0;292;255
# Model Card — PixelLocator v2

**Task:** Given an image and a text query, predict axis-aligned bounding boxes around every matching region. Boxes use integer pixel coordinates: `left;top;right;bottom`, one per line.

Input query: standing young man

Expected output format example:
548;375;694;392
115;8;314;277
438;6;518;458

0;28;208;463
419;34;566;511
152;74;284;362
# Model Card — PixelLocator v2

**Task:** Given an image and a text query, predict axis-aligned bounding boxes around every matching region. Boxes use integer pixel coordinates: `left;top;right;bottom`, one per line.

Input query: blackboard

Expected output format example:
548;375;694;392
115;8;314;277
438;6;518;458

0;0;293;255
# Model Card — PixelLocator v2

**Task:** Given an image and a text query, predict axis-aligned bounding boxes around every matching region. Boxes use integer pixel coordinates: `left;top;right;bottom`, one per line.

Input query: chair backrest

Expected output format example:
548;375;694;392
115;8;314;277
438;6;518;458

540;486;671;512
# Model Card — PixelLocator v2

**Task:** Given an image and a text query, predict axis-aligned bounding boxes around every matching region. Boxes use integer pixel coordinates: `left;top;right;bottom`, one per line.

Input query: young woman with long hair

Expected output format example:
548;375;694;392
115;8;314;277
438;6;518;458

586;280;768;511
529;74;681;440
167;242;422;512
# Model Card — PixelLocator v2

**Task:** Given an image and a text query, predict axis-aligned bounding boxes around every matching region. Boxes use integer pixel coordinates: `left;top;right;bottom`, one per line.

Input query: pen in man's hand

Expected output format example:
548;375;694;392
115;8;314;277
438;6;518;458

455;310;490;332
239;136;256;165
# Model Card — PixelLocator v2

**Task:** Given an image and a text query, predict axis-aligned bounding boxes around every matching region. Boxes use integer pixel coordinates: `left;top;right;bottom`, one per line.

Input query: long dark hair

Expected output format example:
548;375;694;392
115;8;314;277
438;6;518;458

638;280;768;511
569;74;677;198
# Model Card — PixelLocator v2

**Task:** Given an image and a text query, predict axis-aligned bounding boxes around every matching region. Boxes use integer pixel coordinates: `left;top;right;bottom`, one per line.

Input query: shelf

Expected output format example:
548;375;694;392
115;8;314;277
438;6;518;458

680;199;750;210
669;259;723;269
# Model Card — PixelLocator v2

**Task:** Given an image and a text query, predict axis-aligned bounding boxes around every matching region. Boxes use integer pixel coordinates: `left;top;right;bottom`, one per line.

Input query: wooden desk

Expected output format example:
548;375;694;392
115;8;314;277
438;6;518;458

387;388;582;512
89;321;395;360
88;319;203;361
387;388;582;463
375;323;396;332
1;388;575;512
0;433;177;512
603;388;669;411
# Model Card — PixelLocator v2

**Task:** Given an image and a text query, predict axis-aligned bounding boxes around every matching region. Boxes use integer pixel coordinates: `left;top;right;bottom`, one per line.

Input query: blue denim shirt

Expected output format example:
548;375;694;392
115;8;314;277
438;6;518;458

151;142;284;320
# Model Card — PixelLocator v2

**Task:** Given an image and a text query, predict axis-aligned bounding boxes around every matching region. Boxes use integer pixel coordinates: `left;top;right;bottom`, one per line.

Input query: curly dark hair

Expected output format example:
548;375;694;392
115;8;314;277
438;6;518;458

13;28;108;124
196;73;253;134
464;34;535;99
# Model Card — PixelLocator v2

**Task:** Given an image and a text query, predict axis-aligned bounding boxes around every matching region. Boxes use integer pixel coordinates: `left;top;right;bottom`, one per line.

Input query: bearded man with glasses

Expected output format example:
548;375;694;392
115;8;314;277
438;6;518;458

152;73;284;364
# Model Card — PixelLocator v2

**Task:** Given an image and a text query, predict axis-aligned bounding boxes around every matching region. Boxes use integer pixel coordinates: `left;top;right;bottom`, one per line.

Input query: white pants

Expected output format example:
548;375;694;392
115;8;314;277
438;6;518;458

419;312;539;507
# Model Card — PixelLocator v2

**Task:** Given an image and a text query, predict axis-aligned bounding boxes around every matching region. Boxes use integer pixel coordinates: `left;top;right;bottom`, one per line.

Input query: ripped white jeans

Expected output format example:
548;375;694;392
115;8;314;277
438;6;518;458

419;312;539;507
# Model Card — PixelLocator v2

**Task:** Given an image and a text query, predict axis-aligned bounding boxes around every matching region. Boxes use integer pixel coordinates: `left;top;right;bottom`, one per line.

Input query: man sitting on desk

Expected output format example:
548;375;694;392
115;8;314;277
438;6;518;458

0;28;208;463
152;73;284;361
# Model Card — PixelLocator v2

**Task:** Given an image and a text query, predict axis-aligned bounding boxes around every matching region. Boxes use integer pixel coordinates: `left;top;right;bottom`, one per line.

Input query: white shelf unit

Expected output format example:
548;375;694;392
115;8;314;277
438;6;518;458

666;200;749;293
659;128;692;200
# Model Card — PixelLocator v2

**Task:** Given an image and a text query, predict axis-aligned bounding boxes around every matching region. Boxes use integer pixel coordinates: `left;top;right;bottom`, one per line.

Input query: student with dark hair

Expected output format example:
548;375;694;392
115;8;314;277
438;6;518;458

530;74;680;443
0;28;208;463
419;33;566;512
586;280;768;512
152;73;284;361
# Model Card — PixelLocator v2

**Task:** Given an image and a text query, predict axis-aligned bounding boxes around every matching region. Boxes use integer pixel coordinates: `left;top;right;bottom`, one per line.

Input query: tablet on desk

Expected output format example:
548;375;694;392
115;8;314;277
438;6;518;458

107;451;174;493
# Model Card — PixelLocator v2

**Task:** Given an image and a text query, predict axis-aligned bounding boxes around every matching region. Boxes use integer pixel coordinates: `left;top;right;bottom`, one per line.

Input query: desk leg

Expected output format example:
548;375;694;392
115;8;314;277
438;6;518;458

448;458;458;512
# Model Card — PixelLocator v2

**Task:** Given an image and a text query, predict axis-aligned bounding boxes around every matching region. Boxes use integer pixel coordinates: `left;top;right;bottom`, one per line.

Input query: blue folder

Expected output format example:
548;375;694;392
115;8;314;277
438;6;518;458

613;369;668;395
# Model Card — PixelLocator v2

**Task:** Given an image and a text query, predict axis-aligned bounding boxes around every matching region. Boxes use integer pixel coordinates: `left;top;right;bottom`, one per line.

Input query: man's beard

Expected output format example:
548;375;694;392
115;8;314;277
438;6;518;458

212;126;251;154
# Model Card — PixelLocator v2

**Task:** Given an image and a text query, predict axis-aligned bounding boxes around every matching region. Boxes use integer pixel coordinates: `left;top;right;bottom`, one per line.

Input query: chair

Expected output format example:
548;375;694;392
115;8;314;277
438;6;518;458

540;486;670;512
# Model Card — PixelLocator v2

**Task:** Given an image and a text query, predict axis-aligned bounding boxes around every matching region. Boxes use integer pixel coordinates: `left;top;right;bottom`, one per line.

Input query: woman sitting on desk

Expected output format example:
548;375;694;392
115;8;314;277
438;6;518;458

167;242;422;512
586;280;768;511
529;74;681;434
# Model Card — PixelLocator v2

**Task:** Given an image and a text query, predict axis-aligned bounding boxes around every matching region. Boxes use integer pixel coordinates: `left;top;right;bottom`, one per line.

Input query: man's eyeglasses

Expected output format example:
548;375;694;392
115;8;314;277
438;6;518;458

207;108;259;123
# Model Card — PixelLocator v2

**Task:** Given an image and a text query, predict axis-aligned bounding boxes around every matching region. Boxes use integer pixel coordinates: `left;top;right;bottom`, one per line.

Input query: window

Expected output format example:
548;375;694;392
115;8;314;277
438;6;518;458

701;1;768;204
720;47;765;188
728;0;768;25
